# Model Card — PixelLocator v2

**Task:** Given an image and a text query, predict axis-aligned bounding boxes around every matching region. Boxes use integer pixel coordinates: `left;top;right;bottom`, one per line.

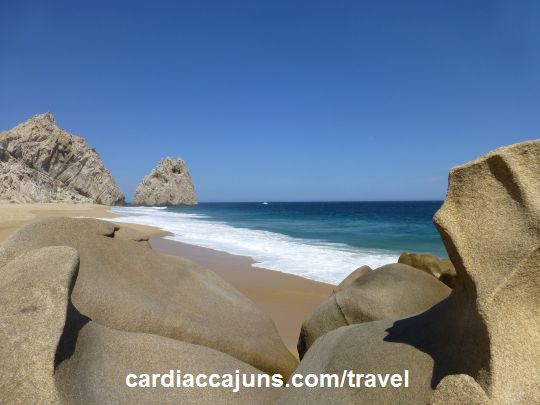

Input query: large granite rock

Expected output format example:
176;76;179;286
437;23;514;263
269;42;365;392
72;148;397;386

0;246;78;404
0;113;125;205
56;320;280;404
0;217;297;378
133;157;196;205
430;375;489;405
298;264;451;358
398;252;457;288
431;140;540;404
333;265;372;292
0;245;278;404
280;140;540;404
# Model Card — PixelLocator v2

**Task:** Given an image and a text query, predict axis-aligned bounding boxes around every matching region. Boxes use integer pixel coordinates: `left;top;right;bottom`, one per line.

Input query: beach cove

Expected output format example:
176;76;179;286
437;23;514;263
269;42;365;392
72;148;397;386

1;140;539;404
2;1;539;400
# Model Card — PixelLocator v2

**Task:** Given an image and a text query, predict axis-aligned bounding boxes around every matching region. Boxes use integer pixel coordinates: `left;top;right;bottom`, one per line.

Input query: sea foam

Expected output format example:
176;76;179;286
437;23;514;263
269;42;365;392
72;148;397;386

109;206;399;284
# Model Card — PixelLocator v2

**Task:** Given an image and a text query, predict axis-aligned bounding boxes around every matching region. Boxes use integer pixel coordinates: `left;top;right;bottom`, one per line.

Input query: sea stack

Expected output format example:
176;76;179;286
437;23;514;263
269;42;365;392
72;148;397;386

0;113;125;205
133;157;197;205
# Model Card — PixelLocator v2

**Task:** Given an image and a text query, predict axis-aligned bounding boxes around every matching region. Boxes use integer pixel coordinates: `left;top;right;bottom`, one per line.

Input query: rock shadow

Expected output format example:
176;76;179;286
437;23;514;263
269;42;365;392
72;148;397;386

383;291;491;389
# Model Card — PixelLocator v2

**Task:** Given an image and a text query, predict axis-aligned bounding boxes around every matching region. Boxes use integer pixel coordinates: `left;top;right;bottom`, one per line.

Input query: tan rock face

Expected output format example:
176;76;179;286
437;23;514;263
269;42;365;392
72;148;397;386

0;148;93;203
432;140;540;404
333;265;372;292
0;246;79;404
55;321;281;404
281;140;540;404
133;157;196;205
297;264;451;358
0;218;297;378
398;252;457;288
0;113;125;205
430;375;489;405
0;242;279;404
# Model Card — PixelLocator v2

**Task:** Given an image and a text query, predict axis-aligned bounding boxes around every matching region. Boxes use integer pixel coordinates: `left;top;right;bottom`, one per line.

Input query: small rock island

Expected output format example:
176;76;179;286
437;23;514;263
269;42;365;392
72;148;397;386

133;157;197;206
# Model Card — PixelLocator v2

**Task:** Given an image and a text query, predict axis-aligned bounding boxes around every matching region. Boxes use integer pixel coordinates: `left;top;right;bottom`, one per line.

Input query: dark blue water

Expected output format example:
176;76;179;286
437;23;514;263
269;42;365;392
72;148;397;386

165;201;447;258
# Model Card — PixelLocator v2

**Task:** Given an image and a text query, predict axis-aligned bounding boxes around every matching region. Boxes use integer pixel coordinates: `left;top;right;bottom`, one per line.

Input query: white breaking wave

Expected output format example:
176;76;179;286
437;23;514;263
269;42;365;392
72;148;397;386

108;206;399;284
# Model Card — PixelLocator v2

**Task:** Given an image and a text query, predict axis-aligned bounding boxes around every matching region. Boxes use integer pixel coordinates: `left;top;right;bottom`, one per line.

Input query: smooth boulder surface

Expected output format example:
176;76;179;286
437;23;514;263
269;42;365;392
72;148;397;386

0;218;297;378
0;245;278;404
0;113;125;205
298;264;451;358
281;140;540;404
398;252;457;288
281;319;438;405
113;226;150;241
133;157;197;205
56;317;280;404
0;246;79;404
333;265;371;292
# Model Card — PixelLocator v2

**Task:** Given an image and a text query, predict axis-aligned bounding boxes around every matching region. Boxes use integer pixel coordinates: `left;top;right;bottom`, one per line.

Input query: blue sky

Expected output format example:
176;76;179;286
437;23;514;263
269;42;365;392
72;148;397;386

1;0;538;202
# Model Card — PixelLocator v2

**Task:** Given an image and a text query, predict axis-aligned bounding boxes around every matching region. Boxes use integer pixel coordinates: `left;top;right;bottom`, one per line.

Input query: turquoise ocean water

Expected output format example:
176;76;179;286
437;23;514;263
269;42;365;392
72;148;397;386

111;201;447;283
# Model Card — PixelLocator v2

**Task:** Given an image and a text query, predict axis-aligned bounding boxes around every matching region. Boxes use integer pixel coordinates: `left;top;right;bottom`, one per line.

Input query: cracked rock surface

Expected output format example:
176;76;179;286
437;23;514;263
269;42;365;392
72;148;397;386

133;157;196;206
0;113;125;205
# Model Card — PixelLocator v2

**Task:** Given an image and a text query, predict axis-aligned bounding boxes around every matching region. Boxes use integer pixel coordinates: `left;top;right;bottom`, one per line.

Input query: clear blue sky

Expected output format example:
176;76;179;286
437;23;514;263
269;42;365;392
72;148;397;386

1;1;538;202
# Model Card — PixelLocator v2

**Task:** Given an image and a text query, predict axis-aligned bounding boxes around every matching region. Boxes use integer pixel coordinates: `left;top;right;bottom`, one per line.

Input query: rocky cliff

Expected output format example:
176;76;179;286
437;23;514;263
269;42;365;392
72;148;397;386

0;113;125;205
133;157;196;205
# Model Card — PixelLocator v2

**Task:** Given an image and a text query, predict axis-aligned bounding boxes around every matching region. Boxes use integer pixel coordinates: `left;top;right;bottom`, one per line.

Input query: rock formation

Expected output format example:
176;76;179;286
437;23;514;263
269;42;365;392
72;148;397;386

0;113;125;205
431;139;540;404
298;264;451;358
0;244;279;404
398;252;457;288
0;218;296;379
0;246;79;404
1;140;537;404
430;375;489;405
280;140;539;404
133;157;196;205
333;265;371;292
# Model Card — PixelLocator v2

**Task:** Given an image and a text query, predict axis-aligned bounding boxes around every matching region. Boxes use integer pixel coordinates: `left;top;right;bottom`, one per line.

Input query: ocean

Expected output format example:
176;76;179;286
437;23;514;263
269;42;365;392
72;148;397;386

110;201;447;284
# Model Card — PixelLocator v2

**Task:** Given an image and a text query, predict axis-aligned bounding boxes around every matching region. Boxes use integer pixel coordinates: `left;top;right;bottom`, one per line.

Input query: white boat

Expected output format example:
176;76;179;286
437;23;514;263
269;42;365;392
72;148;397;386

262;202;268;205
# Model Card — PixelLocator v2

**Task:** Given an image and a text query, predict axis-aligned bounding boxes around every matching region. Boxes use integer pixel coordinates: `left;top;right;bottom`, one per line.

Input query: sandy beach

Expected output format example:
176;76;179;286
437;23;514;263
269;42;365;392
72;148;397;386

0;203;333;356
